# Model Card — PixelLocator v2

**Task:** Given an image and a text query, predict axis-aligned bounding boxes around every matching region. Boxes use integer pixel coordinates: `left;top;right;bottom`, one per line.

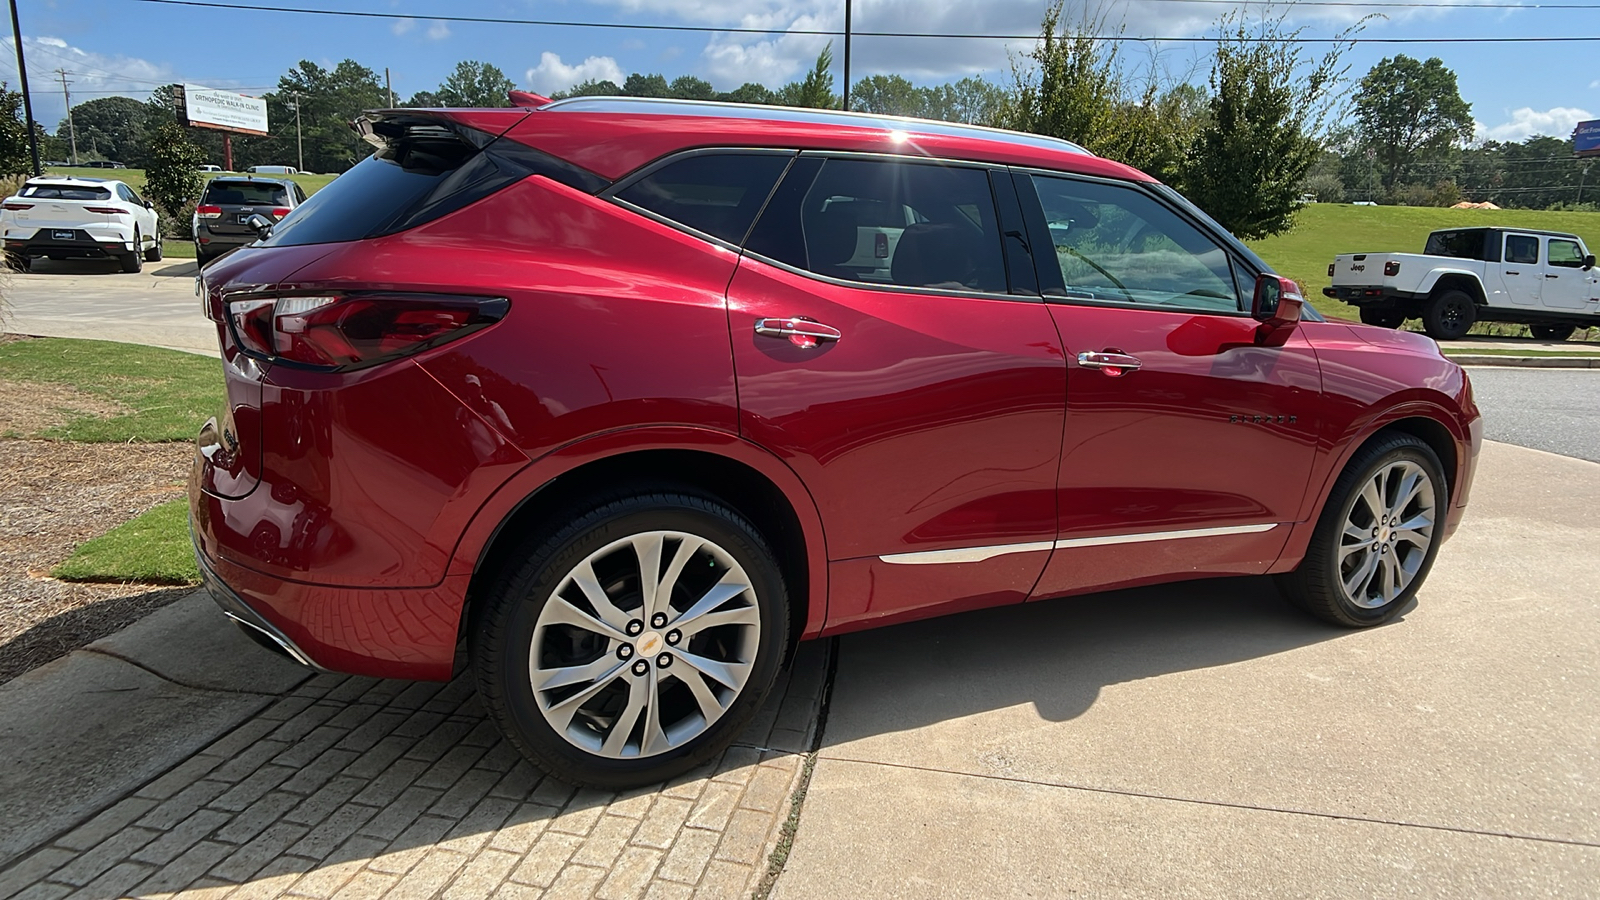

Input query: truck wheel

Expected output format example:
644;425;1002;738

1359;309;1406;329
1529;324;1574;342
1422;290;1475;341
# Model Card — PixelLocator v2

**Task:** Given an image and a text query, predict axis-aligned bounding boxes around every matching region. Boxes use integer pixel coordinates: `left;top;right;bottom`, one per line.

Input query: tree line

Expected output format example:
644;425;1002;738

1;0;1588;239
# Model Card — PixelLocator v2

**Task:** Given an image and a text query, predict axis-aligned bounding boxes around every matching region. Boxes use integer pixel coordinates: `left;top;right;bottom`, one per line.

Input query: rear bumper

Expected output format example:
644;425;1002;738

1322;286;1424;308
194;225;257;252
5;229;132;259
193;534;327;671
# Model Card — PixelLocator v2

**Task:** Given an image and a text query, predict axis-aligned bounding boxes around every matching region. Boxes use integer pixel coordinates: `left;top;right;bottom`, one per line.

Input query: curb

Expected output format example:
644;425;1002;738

1444;355;1600;368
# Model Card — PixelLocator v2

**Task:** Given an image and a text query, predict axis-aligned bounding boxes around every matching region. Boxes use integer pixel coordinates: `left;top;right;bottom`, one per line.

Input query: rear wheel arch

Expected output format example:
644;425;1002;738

1429;273;1486;306
457;446;818;676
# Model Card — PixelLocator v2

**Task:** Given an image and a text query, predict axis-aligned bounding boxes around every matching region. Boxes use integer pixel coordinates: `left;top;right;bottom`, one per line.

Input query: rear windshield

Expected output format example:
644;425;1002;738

21;184;111;200
203;182;289;206
1424;229;1487;260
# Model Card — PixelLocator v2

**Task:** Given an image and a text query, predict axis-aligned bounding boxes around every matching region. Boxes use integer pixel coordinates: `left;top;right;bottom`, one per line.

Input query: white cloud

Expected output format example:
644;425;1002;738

1591;80;1600;90
391;18;416;36
524;52;626;94
1474;107;1593;143
426;22;451;40
0;35;223;128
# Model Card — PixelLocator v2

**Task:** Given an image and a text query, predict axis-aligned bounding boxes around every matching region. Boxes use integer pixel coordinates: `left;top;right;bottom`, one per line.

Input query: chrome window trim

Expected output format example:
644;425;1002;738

878;523;1280;565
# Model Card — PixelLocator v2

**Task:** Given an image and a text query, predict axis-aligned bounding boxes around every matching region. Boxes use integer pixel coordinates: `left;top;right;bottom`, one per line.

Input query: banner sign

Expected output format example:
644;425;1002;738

1575;119;1600;157
184;84;269;135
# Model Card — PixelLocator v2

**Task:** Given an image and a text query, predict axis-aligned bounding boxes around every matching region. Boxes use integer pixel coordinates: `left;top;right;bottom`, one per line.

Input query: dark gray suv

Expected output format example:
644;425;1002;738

193;176;306;265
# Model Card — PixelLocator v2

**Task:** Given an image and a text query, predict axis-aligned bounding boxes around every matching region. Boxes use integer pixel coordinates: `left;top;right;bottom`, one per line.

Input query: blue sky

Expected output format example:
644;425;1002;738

0;0;1592;144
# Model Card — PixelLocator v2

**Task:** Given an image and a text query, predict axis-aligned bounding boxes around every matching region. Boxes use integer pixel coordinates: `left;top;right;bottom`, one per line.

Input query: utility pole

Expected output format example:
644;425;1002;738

385;67;394;108
293;91;303;172
54;68;76;165
841;0;852;111
8;0;41;175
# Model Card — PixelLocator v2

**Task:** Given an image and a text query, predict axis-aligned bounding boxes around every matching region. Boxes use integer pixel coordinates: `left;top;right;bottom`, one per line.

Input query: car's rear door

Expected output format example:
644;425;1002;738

1012;170;1322;599
1500;232;1543;306
725;153;1067;632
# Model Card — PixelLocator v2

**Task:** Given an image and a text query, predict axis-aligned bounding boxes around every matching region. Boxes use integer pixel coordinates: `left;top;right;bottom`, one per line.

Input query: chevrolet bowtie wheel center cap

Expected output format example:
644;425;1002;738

635;631;664;658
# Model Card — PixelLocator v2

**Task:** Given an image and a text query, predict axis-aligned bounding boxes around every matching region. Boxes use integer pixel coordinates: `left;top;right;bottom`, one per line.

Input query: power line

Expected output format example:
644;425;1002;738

123;0;1600;42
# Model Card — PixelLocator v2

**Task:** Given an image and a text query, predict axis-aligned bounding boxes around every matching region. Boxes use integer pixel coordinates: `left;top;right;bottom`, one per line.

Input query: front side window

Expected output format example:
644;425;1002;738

1548;238;1585;268
748;157;1008;294
1505;234;1539;265
1028;174;1239;312
614;152;791;245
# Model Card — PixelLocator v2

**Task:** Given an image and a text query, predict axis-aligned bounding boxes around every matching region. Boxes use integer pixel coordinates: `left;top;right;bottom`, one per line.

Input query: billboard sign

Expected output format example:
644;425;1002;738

184;84;269;135
1575;119;1600;157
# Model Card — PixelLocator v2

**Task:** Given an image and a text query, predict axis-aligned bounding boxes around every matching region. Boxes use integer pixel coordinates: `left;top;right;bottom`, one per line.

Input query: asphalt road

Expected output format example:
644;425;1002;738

1466;367;1600;463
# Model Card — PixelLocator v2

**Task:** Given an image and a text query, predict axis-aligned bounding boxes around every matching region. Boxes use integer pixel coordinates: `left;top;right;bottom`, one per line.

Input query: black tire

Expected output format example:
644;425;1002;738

144;236;163;262
1421;290;1475;340
1358;308;1406;329
1530;324;1575;342
1278;432;1447;628
473;491;790;789
119;229;143;273
194;244;212;266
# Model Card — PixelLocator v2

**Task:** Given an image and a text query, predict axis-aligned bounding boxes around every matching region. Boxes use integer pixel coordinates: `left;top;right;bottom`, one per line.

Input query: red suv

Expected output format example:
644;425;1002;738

191;98;1481;787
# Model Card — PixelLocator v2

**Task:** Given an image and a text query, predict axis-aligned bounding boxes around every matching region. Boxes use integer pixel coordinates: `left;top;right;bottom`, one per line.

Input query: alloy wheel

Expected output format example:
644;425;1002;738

529;531;761;759
1336;460;1436;609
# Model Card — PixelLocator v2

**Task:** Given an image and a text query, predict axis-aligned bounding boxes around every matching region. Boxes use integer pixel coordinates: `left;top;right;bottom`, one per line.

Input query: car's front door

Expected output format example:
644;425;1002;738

1540;236;1597;310
726;155;1067;631
1013;171;1322;599
1501;232;1543;306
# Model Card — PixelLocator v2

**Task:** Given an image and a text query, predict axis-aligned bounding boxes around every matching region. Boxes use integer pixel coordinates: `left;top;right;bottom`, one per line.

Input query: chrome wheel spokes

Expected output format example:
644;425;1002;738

1337;460;1437;609
530;530;761;758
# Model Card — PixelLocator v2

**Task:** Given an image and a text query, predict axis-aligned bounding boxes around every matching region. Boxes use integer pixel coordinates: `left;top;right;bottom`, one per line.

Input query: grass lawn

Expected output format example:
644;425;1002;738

51;498;198;584
1246;204;1600;333
162;239;197;258
40;167;339;198
0;337;222;442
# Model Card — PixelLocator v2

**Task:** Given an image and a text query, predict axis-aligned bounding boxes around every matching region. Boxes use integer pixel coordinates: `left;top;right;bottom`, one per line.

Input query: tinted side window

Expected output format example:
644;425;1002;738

1548;239;1585;268
1505;234;1539;265
1029;174;1240;312
1424;229;1486;260
615;153;791;245
748;157;1007;294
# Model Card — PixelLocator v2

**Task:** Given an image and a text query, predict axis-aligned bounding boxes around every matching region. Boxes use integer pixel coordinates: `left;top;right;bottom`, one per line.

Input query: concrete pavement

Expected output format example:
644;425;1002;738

773;440;1600;898
4;258;215;355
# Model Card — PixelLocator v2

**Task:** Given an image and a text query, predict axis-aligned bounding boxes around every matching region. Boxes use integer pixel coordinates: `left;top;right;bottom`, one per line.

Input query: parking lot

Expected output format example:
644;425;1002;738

1;275;1596;897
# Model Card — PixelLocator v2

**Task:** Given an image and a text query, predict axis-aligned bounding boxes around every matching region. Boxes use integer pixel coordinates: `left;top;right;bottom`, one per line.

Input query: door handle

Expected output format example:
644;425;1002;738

754;317;842;349
1505;271;1520;276
1077;350;1142;377
1546;274;1560;279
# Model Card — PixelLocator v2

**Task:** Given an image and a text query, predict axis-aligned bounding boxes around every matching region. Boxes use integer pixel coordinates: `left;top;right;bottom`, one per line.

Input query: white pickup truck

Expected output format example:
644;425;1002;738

1325;227;1600;340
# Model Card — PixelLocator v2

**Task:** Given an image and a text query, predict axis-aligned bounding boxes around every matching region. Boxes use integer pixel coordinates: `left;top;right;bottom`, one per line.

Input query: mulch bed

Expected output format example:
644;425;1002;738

0;439;194;685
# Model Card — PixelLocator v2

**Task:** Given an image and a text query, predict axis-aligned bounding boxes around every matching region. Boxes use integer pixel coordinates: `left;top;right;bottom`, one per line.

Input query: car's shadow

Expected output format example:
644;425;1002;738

15;258;197;277
818;575;1374;746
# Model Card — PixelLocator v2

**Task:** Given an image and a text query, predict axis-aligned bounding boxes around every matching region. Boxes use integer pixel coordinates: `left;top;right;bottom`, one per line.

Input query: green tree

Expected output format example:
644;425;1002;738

622;73;671;98
0;83;34;175
851;74;923;116
669;76;715;100
144;120;205;237
59;96;153;166
262;60;387;173
1182;13;1355;238
776;44;836;109
436;60;517;108
998;4;1125;155
404;90;444;108
1353;56;1473;190
551;79;622;100
718;83;775;105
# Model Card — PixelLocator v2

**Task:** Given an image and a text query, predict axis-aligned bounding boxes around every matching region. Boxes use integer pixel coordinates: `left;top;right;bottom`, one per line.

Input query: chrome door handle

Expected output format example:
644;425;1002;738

1077;350;1142;376
754;317;842;349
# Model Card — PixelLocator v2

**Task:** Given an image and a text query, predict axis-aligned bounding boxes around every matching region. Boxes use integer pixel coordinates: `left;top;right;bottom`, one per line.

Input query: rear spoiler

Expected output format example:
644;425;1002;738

352;107;536;150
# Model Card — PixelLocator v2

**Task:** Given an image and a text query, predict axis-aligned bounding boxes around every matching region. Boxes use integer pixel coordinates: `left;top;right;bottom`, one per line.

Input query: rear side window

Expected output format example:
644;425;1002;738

746;157;1008;294
1504;234;1539;265
260;120;607;249
614;152;791;245
21;184;111;200
1424;230;1487;260
204;182;289;206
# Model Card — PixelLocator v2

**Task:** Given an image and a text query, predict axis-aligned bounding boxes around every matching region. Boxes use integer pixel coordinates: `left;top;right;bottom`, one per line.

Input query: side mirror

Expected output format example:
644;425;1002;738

245;213;274;240
1252;273;1304;331
1584;254;1595;271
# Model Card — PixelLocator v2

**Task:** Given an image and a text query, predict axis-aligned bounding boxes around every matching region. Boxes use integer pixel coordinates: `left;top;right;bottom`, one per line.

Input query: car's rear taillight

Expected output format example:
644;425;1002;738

84;206;127;215
1328;263;1336;277
2;202;32;211
226;292;507;370
1384;261;1402;276
270;207;292;218
196;205;223;219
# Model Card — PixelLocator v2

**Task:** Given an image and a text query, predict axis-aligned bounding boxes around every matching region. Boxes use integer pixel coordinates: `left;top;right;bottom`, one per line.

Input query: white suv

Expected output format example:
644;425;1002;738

1;176;162;273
